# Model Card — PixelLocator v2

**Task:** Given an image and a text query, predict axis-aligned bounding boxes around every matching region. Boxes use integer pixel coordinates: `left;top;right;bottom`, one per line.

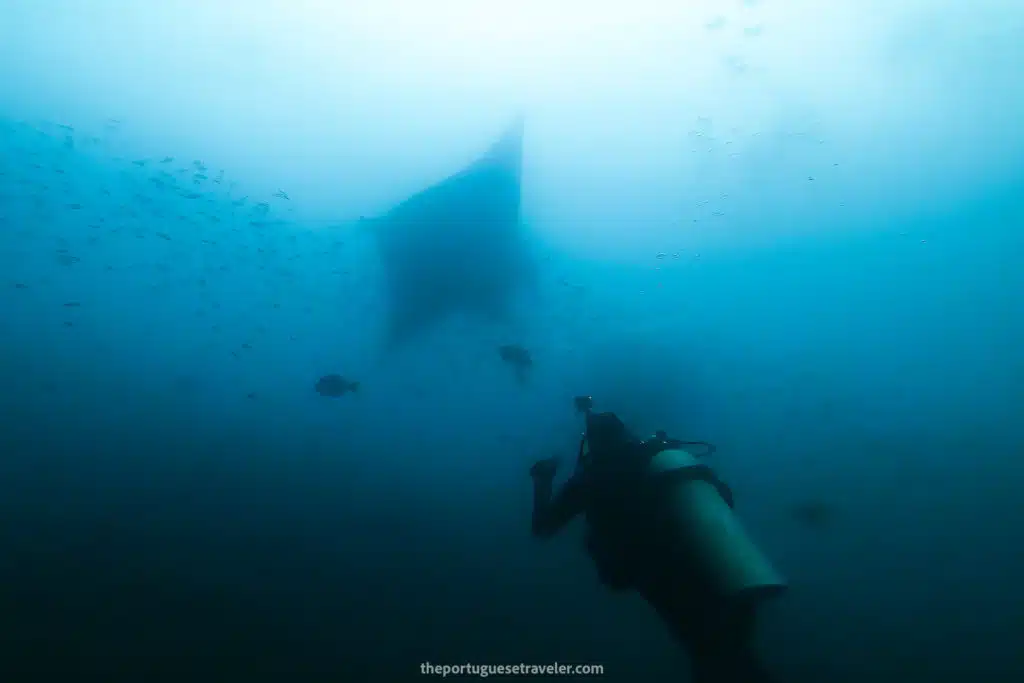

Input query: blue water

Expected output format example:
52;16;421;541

2;2;1022;681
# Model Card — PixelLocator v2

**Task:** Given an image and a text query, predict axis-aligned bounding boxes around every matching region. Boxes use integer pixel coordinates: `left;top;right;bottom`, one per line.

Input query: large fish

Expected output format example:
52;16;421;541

314;374;360;398
364;117;534;348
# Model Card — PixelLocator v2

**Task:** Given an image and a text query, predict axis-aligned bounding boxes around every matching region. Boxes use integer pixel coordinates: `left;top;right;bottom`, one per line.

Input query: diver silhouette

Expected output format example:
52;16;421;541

530;397;785;683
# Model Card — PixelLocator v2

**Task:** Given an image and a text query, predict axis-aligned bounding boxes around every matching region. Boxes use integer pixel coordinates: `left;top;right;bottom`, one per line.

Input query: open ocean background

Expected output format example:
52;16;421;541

1;1;1022;681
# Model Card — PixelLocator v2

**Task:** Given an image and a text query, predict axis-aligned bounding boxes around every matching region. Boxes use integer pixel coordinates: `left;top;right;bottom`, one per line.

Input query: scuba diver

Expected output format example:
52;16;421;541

530;396;786;683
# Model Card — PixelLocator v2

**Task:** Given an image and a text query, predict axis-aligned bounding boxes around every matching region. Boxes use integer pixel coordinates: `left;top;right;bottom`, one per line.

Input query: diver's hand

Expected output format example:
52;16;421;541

529;457;559;482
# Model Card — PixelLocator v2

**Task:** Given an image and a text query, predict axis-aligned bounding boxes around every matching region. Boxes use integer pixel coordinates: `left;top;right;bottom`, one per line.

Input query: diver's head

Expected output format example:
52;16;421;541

585;411;634;460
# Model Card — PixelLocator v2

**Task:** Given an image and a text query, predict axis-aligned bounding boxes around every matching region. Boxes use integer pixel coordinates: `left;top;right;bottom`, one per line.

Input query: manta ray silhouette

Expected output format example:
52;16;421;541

366;117;533;348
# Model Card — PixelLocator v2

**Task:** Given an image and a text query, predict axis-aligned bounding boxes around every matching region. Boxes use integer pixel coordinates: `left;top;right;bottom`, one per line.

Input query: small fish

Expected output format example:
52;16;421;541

273;190;290;200
314;374;360;398
160;156;174;163
498;344;533;384
498;343;532;367
789;500;834;529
